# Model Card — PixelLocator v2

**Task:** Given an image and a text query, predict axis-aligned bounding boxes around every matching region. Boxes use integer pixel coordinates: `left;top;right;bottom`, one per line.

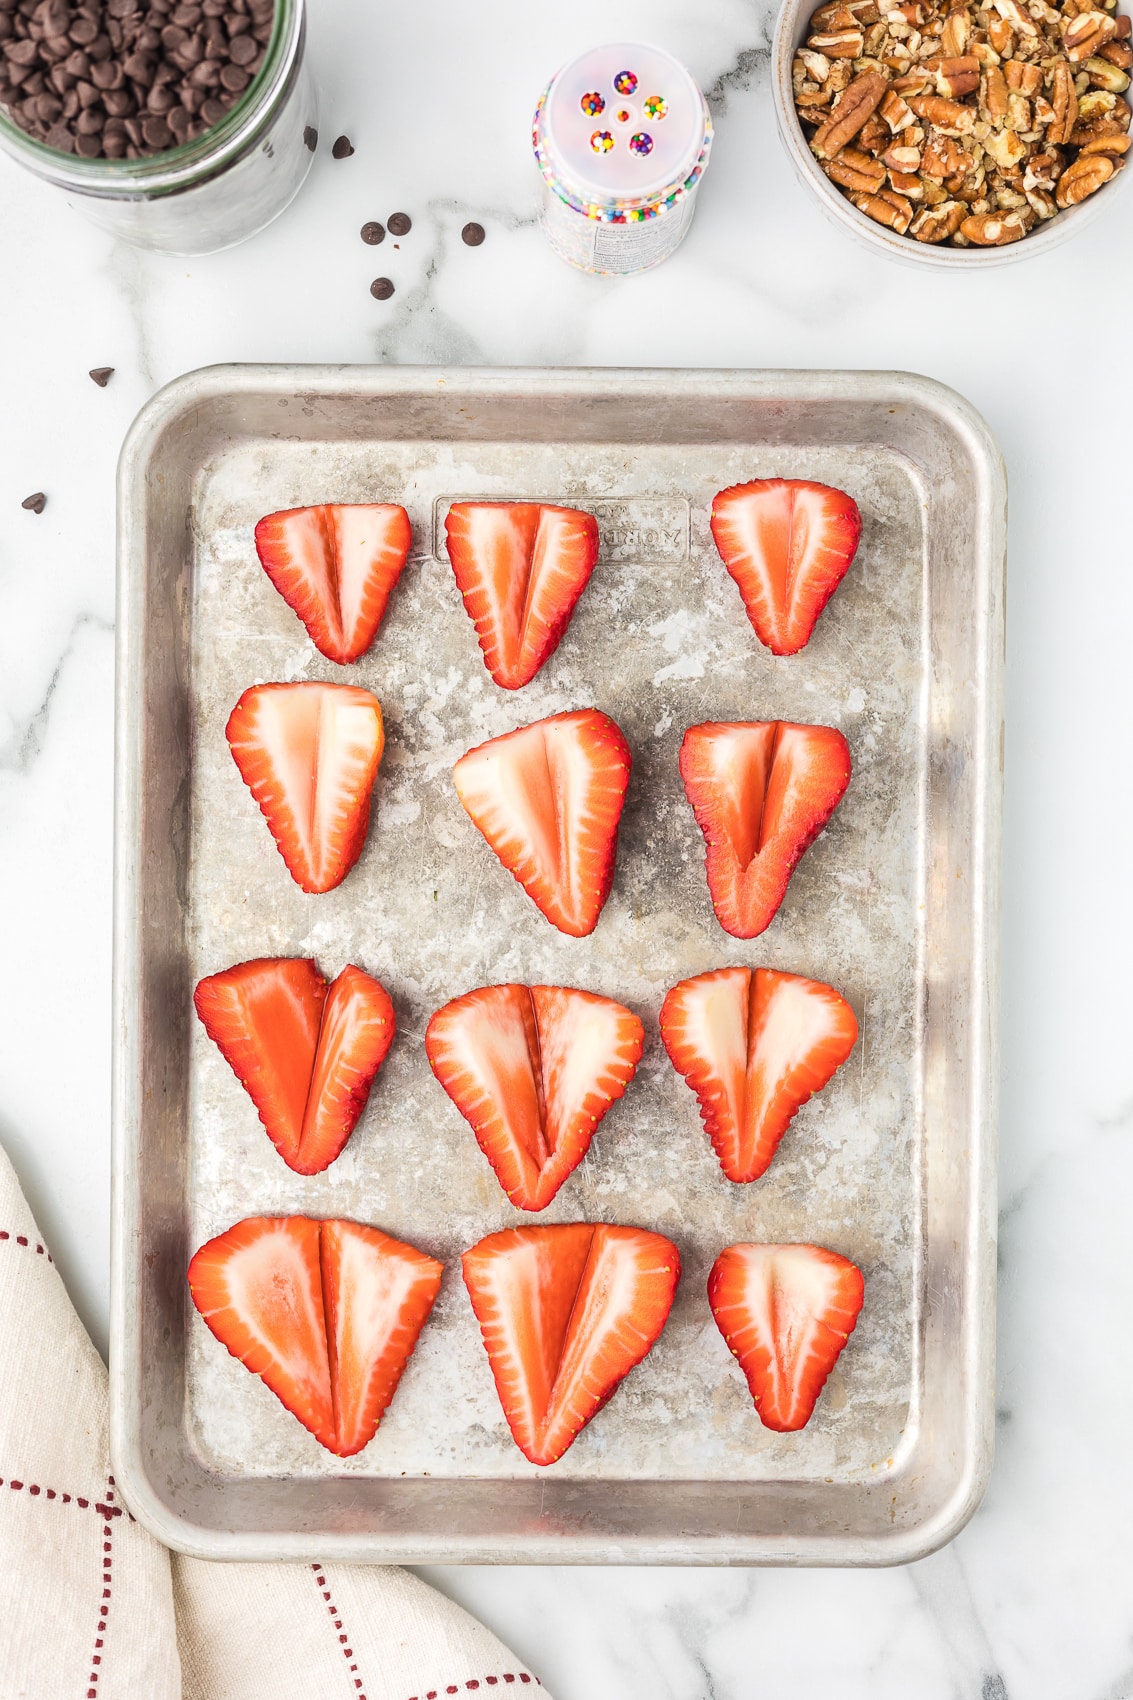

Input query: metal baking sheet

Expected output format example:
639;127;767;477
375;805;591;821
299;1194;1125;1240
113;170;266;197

110;366;1004;1564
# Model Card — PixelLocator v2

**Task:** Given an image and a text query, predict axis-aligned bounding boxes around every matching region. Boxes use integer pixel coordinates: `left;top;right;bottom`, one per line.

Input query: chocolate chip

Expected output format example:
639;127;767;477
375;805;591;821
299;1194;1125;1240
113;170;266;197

89;365;114;385
21;491;46;512
331;132;352;158
360;219;384;245
302;121;315;149
369;276;393;300
227;27;253;60
387;210;410;235
461;221;485;246
217;59;243;89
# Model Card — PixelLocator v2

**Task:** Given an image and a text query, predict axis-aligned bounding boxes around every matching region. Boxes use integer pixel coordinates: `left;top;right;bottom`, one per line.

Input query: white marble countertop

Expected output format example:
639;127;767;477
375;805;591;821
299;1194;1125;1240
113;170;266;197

0;0;1129;1693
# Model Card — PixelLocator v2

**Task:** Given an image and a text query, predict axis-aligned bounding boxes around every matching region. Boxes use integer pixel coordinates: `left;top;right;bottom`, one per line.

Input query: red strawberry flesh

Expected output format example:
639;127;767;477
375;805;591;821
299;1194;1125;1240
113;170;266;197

660;967;858;1183
194;958;396;1175
708;1242;864;1432
226;681;384;894
452;708;631;937
255;503;412;664
444;502;599;689
710;478;862;655
188;1215;442;1456
425;983;644;1210
679;720;850;938
462;1223;680;1465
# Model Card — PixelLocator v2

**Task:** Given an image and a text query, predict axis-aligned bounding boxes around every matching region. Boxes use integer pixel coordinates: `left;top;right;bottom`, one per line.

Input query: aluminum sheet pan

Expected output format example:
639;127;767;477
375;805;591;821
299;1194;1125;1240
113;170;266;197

110;366;1005;1564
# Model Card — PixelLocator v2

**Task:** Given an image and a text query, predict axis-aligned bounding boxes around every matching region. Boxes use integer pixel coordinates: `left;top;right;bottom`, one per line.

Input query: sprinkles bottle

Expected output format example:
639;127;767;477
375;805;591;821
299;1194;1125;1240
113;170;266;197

533;42;712;276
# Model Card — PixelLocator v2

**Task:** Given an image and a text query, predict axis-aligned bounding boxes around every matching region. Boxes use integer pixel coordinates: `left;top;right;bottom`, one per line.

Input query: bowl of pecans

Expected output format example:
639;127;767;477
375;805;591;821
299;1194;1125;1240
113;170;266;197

773;0;1132;260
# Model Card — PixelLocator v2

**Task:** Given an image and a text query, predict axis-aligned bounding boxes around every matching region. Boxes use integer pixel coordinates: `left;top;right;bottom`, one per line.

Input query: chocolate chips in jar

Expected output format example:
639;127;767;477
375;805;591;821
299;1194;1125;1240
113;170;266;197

791;0;1131;248
0;0;276;158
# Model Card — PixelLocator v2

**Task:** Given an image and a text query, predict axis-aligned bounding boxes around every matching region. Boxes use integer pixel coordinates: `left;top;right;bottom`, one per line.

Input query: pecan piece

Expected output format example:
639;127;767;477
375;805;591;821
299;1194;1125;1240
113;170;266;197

1003;57;1044;92
1006;91;1033;127
1025;184;1059;215
911;197;966;237
993;0;1038;35
880;87;916;128
826;149;889;189
960;208;1028;239
1055;148;1115;198
982;64;1010;117
922;130;974;173
1049;59;1079;142
882;140;924;167
908;91;977;128
801;48;834;79
1086;53;1132;88
1099;39;1133;65
940;8;973;55
984;124;1030;163
889;167;927;193
853;187;915;228
987;15;1015;53
1078;127;1133;151
808;26;867;54
810;69;889;154
926;52;982;92
858;112;893;150
1063;9;1117;59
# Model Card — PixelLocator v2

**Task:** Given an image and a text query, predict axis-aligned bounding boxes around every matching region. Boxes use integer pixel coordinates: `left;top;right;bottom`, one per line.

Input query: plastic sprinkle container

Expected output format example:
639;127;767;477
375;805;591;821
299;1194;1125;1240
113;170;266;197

533;42;712;277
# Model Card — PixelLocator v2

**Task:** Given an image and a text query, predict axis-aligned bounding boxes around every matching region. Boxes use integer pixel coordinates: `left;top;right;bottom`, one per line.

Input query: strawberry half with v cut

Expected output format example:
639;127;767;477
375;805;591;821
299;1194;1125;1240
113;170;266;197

425;983;644;1210
660;967;857;1183
444;502;600;689
194;958;396;1174
226;681;384;893
254;503;413;664
462;1223;679;1465
679;719;851;938
710;478;862;655
453;708;632;936
188;1215;442;1456
708;1242;864;1432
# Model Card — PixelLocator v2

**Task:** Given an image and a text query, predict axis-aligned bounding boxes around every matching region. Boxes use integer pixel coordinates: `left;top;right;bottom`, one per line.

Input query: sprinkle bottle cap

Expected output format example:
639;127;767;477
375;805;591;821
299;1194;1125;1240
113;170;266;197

539;42;707;207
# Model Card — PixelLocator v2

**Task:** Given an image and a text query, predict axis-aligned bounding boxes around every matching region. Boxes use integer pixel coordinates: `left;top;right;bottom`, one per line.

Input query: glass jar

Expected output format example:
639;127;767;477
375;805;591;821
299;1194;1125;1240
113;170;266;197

0;0;315;255
533;42;713;277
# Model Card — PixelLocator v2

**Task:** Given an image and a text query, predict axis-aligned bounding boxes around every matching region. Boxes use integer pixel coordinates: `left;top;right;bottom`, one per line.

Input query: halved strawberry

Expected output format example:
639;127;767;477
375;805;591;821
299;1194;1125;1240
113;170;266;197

452;708;631;937
255;503;413;664
707;1243;864;1432
444;502;600;689
660;967;857;1183
679;720;851;938
462;1223;679;1465
194;958;395;1174
425;984;644;1209
188;1215;442;1457
710;479;862;655
226;682;384;893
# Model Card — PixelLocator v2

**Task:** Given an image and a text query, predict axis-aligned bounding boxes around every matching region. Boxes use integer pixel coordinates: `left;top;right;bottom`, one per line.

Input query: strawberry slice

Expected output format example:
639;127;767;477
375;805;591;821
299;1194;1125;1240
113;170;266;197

710;479;862;655
452;708;632;937
226;682;384;893
679;720;851;938
707;1243;864;1432
425;984;644;1210
194;958;396;1174
188;1215;442;1456
254;503;413;664
462;1223;679;1465
660;968;857;1183
444;502;600;689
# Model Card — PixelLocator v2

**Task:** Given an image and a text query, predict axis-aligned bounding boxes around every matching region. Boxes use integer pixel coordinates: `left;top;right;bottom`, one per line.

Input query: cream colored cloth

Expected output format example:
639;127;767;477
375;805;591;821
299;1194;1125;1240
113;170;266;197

0;1142;545;1700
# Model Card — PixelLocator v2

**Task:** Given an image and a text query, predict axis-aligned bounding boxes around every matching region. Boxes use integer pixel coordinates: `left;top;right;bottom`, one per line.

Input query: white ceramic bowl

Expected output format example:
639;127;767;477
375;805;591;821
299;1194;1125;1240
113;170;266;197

771;0;1131;266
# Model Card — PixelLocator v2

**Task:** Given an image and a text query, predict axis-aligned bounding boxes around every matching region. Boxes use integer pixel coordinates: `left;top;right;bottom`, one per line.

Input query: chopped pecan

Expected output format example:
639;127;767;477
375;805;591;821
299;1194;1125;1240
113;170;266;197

1004;56;1044;91
1049;59;1079;140
1024;148;1064;182
891;68;934;90
993;0;1038;34
1063;10;1118;58
941;8;973;54
921;129;972;171
882;139;925;164
801;48;835;79
809;26;868;54
890;166;928;191
810;69;890;153
926;52;983;91
853;186;916;226
827;152;889;188
880;86;917;126
858;112;894;148
828;58;855;88
982;64;1011;116
1006;90;1034;125
984;123;1030;161
811;0;879;26
972;40;1003;65
1086;52;1132;84
1055;146;1116;193
1079;87;1119;117
1099;37;1133;62
988;15;1016;52
1025;183;1060;212
911;197;967;235
1078;125;1133;147
908;91;978;126
797;86;836;109
959;207;1029;237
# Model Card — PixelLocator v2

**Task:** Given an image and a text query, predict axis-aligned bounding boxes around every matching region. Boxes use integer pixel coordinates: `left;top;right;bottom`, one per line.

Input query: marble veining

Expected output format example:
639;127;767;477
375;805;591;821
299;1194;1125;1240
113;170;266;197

0;0;1130;1692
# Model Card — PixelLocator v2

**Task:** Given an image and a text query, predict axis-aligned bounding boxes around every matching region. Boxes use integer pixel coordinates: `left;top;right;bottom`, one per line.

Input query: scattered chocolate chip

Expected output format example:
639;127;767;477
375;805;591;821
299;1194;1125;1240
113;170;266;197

21;492;46;513
303;121;316;150
387;209;411;235
89;365;114;385
369;276;393;300
461;220;485;247
331;132;353;159
360;219;384;245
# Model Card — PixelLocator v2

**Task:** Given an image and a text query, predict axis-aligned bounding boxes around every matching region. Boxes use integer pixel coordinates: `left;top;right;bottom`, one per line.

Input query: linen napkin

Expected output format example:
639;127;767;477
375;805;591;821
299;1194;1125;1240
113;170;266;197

0;1140;546;1700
